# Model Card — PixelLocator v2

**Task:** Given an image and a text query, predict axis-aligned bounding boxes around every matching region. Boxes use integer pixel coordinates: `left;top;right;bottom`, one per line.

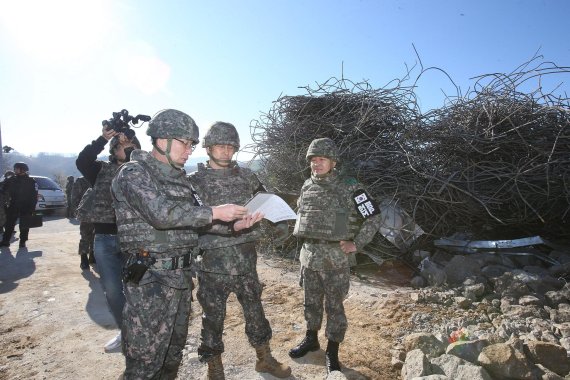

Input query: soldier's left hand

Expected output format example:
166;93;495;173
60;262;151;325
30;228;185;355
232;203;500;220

340;240;357;255
234;211;264;232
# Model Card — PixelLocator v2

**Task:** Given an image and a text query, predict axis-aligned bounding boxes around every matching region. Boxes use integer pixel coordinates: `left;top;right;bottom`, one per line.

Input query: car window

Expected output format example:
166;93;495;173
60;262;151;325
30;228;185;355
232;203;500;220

32;177;62;191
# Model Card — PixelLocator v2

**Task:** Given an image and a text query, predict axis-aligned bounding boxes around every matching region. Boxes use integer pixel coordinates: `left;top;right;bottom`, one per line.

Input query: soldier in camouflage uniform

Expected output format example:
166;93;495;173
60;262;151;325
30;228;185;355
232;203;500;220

188;122;291;380
111;110;253;380
71;176;95;270
65;175;74;217
76;126;141;351
289;138;382;375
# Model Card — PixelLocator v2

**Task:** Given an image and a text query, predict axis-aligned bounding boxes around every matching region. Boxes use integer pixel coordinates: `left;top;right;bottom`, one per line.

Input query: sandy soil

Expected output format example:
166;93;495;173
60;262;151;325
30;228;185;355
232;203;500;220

0;216;422;380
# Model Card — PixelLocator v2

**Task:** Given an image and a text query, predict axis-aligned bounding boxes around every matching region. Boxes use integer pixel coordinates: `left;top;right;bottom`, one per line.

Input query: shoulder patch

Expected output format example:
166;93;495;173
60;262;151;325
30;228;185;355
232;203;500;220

352;189;380;219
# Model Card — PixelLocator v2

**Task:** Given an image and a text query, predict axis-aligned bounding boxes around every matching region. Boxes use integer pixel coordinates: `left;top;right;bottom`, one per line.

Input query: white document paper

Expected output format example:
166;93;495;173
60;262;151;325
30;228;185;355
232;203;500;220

244;192;297;223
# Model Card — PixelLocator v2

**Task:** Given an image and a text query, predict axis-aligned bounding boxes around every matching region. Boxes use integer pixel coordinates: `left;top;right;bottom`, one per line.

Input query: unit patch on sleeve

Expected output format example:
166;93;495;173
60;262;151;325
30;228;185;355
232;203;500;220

352;189;380;219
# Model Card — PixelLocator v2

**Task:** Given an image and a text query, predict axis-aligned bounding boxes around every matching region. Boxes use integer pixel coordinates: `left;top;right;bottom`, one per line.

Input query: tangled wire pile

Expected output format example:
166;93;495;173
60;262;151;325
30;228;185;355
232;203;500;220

249;77;421;197
248;60;570;260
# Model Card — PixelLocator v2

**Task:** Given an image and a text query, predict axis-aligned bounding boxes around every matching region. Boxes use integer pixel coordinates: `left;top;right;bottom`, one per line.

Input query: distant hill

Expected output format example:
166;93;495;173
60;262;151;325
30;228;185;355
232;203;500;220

1;152;260;187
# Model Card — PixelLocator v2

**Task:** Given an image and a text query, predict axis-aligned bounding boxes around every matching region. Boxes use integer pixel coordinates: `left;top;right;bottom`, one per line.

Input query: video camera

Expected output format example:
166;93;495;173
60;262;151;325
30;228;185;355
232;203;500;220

102;109;151;140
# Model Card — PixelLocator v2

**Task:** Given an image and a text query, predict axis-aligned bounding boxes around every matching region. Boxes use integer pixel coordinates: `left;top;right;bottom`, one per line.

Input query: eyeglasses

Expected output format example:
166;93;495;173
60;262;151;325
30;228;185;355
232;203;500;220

173;138;198;151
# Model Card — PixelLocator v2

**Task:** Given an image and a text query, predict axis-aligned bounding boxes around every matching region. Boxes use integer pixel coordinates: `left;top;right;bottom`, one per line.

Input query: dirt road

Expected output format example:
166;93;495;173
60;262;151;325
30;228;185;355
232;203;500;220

0;216;416;380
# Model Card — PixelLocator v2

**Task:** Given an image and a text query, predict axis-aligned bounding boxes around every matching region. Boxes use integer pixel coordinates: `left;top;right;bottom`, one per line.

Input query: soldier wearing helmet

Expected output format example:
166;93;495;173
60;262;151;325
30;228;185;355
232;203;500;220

0;162;38;248
145;108;200;169
111;109;252;379
201;121;240;168
289;137;382;374
188;121;291;379
75;119;142;350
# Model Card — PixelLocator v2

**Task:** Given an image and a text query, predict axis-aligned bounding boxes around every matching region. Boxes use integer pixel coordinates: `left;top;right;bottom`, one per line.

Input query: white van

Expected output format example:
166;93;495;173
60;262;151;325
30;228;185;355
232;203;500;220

31;175;67;213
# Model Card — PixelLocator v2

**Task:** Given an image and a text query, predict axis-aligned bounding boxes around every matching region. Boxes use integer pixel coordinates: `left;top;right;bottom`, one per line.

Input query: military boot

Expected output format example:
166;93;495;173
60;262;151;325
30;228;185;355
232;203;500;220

254;343;292;378
288;329;320;358
325;340;341;374
80;254;89;270
205;355;225;380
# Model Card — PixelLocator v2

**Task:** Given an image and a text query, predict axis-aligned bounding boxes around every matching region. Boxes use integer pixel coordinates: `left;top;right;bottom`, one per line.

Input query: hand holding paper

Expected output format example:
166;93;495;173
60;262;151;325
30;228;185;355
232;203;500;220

234;211;265;231
244;192;297;223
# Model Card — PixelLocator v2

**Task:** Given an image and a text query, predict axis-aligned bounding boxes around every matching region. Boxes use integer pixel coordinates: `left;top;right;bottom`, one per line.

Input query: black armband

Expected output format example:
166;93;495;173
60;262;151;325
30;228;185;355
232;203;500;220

352;189;380;219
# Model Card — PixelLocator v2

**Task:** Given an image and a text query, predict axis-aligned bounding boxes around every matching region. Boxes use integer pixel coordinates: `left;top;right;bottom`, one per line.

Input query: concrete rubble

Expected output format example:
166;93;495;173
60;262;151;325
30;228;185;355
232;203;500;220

392;236;570;379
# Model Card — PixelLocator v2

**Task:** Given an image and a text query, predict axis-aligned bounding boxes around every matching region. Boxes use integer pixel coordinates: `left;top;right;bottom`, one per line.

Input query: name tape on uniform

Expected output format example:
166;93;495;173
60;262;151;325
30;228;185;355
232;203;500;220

352;189;379;219
190;185;204;206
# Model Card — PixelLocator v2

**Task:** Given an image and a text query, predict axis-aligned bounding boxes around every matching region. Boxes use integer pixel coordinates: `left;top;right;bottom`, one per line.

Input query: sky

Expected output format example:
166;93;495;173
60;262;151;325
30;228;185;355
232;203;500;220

0;0;569;162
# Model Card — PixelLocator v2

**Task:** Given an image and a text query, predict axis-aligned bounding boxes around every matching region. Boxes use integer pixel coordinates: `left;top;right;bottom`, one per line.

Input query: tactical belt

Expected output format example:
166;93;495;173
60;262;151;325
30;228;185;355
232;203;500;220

151;253;192;270
304;238;340;245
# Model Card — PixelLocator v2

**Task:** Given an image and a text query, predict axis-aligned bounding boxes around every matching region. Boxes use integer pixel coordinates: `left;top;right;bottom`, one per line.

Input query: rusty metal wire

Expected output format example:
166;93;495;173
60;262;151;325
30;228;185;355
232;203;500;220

247;58;570;261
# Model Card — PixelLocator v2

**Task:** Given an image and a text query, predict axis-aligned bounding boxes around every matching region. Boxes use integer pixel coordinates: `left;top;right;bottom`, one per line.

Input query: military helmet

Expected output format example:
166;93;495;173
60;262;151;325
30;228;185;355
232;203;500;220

13;162;29;172
202;122;240;149
146;109;199;142
306;138;340;162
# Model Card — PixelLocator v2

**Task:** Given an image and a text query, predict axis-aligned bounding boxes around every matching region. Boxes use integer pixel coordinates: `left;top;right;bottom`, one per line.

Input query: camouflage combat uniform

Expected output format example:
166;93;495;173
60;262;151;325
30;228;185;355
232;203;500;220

112;149;214;380
65;176;74;217
71;176;94;262
294;170;381;343
189;162;272;362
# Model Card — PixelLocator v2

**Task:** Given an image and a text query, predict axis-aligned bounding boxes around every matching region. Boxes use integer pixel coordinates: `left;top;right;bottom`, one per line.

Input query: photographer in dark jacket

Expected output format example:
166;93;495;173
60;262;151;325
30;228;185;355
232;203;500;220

0;162;38;248
76;126;140;352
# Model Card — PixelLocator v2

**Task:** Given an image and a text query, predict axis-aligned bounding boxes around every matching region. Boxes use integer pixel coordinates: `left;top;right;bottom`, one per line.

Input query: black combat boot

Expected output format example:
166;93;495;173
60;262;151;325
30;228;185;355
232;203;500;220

325;340;341;374
80;254;89;270
289;330;320;358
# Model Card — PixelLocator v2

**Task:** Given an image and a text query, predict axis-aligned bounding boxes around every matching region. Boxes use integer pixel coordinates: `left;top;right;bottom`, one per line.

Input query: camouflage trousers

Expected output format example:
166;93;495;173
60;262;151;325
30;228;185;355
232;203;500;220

122;280;192;380
78;222;95;255
196;270;272;362
301;266;350;342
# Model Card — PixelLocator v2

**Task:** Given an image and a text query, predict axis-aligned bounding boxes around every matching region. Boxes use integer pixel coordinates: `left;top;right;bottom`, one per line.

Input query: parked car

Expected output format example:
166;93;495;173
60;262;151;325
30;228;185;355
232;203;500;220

31;175;67;213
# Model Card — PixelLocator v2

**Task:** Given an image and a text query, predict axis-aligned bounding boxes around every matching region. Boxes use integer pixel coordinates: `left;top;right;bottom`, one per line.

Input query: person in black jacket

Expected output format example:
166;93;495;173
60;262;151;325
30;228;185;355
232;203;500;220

0;162;38;248
76;126;140;352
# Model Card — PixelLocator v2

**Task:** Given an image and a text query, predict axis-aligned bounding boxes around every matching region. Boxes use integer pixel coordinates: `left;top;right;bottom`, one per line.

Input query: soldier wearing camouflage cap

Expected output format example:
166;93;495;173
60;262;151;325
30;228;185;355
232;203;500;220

189;121;291;379
112;110;253;379
289;137;383;375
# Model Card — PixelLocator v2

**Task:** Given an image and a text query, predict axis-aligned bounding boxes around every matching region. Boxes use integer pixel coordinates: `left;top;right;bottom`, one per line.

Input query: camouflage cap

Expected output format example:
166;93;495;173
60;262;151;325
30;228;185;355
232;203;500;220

146;109;199;141
306;138;340;162
202;122;240;149
109;135;141;155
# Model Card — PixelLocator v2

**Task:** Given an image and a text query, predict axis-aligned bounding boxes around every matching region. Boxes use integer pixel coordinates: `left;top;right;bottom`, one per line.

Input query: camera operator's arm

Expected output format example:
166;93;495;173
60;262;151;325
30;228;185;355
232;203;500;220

76;127;119;186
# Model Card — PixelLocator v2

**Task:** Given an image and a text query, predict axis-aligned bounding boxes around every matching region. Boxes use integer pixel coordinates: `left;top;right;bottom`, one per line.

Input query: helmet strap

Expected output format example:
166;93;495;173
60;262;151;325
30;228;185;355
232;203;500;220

206;148;233;168
153;139;183;170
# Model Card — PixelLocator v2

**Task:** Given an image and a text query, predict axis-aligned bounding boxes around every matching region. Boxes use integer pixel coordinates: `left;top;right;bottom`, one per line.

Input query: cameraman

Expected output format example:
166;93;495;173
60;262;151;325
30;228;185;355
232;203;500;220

76;125;140;352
